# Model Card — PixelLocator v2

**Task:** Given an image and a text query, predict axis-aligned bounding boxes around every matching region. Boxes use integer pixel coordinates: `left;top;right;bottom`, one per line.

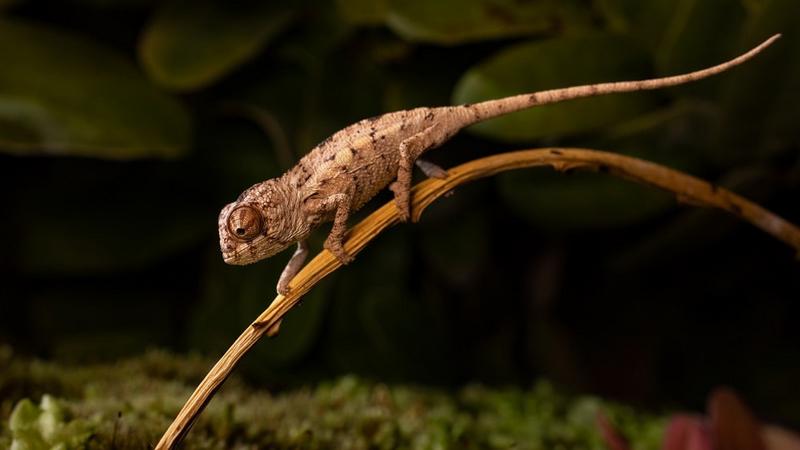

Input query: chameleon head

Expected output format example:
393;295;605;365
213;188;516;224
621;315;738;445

218;179;302;265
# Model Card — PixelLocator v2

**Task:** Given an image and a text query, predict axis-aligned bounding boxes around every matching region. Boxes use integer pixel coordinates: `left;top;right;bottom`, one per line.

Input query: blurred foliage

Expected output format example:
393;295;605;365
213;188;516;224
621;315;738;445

0;19;190;158
384;0;593;45
0;0;798;430
0;347;665;449
454;33;656;141
139;0;294;91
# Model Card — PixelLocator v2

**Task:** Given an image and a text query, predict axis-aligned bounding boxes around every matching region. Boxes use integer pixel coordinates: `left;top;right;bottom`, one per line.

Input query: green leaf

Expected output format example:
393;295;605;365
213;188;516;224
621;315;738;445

335;0;389;25
66;0;160;7
597;0;747;77
598;100;716;166
9;399;50;450
453;34;658;142
385;0;592;45
497;150;676;230
712;0;800;163
0;19;190;159
9;396;95;449
139;0;293;91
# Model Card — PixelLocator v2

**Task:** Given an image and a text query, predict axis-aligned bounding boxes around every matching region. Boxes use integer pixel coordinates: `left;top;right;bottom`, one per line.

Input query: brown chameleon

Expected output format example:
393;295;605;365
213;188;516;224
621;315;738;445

218;35;779;296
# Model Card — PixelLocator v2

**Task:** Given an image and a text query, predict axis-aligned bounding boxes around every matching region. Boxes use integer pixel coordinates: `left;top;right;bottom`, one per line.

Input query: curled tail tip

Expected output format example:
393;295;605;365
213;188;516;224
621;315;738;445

732;33;780;65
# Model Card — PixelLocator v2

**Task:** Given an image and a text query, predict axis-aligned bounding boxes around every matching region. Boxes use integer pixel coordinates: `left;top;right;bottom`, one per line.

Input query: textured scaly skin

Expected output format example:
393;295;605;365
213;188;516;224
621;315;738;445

218;35;779;293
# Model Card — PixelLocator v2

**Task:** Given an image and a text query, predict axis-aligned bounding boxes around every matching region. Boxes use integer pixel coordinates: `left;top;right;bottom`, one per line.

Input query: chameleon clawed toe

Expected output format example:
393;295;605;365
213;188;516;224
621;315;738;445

323;238;354;265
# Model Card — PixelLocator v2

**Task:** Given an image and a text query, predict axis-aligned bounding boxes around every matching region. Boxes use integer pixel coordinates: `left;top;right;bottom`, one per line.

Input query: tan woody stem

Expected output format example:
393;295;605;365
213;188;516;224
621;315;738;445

156;147;800;449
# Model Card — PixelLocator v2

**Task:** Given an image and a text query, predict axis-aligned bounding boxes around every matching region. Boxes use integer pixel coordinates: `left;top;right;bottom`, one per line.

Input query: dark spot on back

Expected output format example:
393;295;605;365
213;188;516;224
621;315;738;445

549;149;563;155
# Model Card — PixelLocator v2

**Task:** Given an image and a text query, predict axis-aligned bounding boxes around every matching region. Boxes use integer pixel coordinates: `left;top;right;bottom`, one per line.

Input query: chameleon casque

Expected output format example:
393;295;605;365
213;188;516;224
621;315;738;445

218;35;779;296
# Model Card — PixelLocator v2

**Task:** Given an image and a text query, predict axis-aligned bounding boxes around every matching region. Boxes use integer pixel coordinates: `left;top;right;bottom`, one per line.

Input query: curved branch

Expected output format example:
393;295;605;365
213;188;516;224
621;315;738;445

156;148;800;449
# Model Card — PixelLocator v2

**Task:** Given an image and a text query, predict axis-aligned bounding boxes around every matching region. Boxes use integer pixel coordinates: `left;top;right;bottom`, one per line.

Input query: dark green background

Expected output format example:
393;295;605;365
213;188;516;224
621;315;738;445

1;0;798;426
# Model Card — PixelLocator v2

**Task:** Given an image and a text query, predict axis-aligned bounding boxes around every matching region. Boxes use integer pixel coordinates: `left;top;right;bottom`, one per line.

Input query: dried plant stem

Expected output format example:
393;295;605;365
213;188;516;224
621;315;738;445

156;148;800;449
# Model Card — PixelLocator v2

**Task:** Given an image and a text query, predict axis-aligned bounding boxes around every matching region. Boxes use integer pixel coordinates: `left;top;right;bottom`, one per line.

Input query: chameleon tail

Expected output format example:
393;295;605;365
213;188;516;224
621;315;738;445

460;34;780;126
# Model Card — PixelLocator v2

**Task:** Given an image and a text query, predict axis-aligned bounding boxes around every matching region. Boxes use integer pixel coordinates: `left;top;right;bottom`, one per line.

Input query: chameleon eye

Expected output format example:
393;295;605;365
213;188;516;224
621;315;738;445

227;205;264;241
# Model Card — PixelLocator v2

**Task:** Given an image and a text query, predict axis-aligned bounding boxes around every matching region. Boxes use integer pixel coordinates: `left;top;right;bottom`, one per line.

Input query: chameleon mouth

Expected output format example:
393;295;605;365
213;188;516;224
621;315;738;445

222;252;238;264
221;246;255;265
222;252;254;266
220;236;274;265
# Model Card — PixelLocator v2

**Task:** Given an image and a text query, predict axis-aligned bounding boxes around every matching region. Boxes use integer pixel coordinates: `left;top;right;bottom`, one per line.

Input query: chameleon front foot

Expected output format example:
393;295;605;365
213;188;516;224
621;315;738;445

276;240;309;295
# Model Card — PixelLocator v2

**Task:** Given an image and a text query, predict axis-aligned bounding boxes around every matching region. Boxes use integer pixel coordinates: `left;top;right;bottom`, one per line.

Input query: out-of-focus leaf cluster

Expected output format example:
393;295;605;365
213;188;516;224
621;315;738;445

1;0;798;423
0;347;665;449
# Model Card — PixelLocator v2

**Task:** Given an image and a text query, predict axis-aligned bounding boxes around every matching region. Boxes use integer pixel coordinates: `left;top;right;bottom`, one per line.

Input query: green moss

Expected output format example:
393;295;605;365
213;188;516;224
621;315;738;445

0;346;664;449
8;396;95;450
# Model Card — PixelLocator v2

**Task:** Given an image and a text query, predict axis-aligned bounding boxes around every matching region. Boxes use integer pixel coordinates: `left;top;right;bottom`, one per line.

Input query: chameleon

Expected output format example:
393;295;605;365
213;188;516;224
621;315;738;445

218;34;780;296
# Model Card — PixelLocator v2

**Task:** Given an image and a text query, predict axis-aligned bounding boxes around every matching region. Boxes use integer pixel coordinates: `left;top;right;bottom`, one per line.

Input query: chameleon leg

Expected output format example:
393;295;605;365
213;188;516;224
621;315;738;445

314;180;356;264
390;126;441;222
276;240;309;295
322;194;355;264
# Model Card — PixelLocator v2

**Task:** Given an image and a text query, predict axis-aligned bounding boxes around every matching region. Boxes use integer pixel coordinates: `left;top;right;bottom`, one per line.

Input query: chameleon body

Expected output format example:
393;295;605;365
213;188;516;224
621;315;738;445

218;35;779;295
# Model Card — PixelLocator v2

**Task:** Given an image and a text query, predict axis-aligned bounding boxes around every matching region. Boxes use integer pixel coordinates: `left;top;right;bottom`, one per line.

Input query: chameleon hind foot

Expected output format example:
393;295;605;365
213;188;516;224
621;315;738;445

415;159;448;179
391;127;441;222
389;179;411;222
390;159;447;222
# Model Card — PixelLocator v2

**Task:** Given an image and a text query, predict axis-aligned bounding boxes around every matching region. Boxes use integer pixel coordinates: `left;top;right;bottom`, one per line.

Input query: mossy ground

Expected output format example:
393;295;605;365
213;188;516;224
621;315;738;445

0;346;664;449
